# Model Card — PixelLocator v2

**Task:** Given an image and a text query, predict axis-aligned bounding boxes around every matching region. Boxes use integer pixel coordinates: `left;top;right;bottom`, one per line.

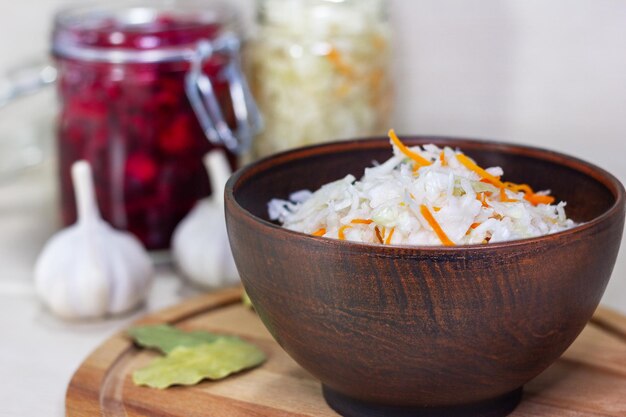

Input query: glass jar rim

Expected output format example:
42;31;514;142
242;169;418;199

52;0;240;63
258;0;388;28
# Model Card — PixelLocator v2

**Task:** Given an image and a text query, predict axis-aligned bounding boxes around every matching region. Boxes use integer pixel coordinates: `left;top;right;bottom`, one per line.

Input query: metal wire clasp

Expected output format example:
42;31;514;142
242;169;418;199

185;35;262;154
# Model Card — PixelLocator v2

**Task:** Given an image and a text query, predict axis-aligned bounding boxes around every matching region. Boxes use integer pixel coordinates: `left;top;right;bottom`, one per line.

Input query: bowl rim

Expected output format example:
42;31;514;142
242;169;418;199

226;136;626;253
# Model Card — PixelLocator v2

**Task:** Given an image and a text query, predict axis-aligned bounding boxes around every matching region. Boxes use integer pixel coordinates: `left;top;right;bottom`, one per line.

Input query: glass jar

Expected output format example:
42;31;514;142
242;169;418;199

53;0;260;250
247;0;392;158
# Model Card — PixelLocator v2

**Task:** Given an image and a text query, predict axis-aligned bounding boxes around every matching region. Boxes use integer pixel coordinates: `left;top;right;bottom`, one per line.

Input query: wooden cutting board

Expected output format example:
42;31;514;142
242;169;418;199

66;287;626;417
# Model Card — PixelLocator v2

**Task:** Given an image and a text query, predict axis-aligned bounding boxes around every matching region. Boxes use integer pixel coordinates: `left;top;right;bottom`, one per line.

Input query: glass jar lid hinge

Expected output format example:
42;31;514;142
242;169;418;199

185;35;262;154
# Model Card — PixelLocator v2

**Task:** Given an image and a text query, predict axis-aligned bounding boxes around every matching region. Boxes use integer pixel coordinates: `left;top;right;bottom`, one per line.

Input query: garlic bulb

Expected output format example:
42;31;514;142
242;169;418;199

172;150;239;289
34;161;153;319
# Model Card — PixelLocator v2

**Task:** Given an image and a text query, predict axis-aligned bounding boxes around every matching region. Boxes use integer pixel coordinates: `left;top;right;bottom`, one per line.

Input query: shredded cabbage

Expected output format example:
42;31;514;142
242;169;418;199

247;0;391;158
268;137;577;246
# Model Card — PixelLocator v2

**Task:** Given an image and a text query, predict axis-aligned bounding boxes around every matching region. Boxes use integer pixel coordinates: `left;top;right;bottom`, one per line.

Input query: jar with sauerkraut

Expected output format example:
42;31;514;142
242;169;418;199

247;0;392;158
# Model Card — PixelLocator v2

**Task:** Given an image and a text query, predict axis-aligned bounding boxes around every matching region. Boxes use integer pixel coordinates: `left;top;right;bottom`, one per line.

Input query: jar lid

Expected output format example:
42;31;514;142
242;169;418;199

52;0;240;63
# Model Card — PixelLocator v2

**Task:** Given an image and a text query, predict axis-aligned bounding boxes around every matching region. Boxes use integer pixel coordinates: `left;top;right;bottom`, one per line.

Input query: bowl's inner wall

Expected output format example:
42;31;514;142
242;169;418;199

235;139;615;225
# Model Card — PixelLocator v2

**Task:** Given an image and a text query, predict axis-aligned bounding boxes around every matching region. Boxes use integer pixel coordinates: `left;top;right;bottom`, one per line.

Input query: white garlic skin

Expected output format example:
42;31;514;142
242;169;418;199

34;223;153;318
34;161;154;319
172;200;239;288
172;150;239;289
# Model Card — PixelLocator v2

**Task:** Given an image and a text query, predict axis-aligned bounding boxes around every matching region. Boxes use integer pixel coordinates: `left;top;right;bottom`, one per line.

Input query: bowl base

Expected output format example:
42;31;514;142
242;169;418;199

322;385;523;417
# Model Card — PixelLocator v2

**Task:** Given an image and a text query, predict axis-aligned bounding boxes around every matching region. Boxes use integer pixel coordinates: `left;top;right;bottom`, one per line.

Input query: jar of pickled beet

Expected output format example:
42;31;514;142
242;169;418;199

52;0;260;250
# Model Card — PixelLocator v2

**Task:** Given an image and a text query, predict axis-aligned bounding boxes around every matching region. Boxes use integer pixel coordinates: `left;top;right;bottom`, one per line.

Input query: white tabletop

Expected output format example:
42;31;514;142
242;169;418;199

1;159;625;417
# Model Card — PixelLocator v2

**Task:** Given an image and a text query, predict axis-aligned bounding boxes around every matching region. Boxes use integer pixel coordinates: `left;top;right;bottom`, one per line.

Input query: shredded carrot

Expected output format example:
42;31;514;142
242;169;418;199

351;218;373;225
338;225;351;240
454;154;555;206
456;154;504;188
409;193;416;200
420;205;455;246
374;226;384;244
439;151;447;166
502;181;556;206
476;192;490;208
368;69;384;91
385;227;395;245
466;222;481;235
388;129;432;168
499;188;518;203
312;228;326;236
433;207;441;212
381;227;386;238
525;194;555;206
503;181;534;194
372;34;387;50
326;47;353;77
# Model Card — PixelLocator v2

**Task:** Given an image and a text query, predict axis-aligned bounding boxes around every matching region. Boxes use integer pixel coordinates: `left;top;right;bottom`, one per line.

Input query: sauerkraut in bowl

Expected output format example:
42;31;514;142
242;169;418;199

268;130;576;246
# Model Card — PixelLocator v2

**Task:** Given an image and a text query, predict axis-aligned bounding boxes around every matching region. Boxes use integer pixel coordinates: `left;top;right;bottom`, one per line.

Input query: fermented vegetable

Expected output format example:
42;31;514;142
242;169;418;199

268;131;576;245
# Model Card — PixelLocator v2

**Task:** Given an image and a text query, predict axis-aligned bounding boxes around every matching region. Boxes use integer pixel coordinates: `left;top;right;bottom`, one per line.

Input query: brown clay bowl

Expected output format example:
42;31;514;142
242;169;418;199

225;137;625;417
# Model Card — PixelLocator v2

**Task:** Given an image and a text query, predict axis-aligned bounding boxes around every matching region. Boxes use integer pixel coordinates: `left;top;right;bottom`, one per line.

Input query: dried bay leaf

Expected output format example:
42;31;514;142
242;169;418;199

132;338;266;389
128;324;266;389
128;324;220;354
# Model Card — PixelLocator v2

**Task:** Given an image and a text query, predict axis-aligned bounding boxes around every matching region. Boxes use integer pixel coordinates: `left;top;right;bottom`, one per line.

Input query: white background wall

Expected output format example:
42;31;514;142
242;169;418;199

1;0;624;310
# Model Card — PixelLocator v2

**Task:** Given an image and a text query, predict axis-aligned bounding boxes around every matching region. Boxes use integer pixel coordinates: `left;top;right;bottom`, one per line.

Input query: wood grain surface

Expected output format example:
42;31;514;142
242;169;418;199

65;287;626;417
